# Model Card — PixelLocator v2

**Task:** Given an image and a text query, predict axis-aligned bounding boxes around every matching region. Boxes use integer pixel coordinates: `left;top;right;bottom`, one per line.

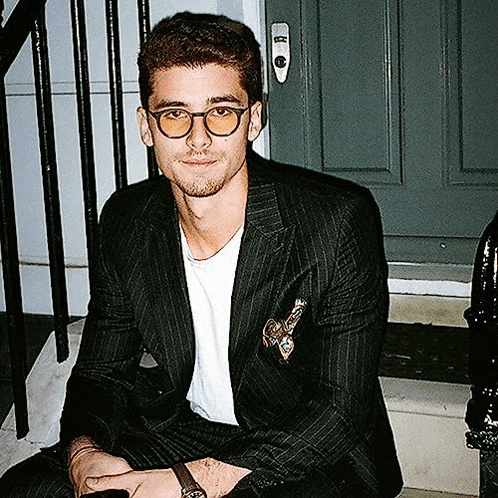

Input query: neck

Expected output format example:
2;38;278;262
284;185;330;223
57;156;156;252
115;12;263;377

173;168;248;260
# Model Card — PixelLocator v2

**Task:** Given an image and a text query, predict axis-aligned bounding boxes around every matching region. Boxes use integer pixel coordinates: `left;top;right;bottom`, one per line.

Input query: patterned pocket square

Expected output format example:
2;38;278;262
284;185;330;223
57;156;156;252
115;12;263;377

262;298;307;361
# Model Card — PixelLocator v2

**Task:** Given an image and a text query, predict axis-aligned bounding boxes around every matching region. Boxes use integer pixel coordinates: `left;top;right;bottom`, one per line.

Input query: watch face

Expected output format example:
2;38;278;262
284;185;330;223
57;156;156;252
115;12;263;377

186;491;206;498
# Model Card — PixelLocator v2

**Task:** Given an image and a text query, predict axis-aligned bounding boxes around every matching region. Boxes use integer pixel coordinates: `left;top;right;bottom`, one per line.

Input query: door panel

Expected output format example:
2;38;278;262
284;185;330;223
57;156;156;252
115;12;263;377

320;0;402;185
445;0;498;185
265;0;498;264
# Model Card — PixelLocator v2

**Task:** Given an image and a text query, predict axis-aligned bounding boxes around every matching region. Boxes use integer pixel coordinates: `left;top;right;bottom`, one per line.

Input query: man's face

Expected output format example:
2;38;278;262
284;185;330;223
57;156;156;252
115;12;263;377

137;64;262;198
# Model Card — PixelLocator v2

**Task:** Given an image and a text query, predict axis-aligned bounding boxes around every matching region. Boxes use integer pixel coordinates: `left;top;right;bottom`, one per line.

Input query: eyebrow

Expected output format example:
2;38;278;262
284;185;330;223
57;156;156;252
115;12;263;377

208;94;245;106
152;94;245;111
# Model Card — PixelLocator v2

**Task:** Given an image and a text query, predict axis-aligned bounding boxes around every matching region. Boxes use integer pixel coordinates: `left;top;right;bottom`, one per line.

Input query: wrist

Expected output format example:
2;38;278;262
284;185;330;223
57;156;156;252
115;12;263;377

172;462;207;498
191;458;250;498
68;436;102;469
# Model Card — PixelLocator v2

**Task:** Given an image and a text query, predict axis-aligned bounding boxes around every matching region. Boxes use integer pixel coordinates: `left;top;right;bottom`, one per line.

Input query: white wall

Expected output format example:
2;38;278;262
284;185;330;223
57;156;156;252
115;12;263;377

1;0;268;316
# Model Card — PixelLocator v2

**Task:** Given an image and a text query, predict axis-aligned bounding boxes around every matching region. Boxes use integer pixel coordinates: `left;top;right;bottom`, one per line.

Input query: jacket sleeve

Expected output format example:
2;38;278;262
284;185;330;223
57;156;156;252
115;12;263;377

59;199;143;452
212;195;390;492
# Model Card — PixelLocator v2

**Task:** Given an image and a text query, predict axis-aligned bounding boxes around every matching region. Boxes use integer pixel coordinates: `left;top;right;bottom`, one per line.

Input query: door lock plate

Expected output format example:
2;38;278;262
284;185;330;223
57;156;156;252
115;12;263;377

271;23;290;83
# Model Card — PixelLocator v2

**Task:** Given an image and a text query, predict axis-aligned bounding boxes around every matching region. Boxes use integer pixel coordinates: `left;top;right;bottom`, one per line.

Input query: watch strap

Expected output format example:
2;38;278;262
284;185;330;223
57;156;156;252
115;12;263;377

171;462;206;497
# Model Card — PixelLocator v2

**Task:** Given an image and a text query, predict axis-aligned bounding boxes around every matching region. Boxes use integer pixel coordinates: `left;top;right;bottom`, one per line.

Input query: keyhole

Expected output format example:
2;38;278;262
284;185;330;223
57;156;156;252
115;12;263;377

275;55;286;68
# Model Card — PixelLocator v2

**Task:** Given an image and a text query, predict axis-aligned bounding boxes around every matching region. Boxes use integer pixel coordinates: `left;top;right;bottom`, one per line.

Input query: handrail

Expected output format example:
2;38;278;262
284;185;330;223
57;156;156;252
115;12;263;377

0;0;47;78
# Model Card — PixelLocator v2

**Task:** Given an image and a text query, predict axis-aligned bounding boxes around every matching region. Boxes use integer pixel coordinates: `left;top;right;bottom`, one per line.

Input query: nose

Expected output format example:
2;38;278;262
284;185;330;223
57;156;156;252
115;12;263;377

186;115;212;151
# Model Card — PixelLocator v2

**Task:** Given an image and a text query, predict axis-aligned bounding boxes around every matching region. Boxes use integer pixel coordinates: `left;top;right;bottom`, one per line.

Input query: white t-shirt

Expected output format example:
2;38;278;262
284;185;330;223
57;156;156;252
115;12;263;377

180;226;243;425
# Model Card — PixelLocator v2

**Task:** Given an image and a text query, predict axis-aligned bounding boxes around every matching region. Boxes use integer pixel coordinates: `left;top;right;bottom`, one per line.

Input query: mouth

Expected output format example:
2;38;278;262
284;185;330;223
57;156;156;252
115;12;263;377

183;159;216;167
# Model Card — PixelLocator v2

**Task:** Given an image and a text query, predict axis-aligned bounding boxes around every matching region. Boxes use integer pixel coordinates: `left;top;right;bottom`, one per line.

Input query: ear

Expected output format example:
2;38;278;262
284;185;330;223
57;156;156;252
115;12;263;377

137;106;154;147
247;101;263;142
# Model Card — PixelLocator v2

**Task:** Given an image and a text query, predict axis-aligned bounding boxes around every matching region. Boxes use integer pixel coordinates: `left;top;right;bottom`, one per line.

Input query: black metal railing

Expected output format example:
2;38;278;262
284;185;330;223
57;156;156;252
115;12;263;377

32;6;70;365
465;211;498;496
0;0;154;438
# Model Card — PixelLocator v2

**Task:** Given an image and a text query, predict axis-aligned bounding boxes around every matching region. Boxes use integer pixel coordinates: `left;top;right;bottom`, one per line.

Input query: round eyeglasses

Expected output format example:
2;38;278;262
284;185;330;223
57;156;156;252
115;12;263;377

148;106;249;139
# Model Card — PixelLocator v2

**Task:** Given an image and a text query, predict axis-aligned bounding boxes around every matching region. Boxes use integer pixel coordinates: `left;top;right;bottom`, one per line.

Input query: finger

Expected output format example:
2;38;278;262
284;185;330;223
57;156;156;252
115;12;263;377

85;472;133;492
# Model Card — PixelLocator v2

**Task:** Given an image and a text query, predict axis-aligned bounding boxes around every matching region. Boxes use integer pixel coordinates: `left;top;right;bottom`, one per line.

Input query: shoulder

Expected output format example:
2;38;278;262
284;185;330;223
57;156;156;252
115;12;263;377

99;175;174;229
248;151;379;226
95;176;176;269
247;152;386;270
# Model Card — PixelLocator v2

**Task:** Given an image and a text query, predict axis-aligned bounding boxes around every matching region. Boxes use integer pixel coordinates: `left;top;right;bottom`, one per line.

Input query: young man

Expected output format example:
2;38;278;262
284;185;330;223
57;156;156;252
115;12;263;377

0;12;402;498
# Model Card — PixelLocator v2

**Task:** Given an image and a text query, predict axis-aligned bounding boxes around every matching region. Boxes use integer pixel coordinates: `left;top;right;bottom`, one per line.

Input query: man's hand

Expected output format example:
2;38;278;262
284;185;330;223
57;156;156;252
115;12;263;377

84;458;250;498
68;437;250;498
68;437;133;497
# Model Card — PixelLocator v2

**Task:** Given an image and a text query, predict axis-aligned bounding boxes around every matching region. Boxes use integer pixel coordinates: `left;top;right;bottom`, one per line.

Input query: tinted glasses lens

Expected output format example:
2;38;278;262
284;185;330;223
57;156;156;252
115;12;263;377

160;110;191;138
205;108;239;136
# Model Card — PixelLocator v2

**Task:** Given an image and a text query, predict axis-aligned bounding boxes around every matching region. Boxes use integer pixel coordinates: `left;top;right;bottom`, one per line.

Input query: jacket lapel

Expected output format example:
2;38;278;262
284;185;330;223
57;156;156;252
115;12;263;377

138;179;195;393
229;171;296;391
135;171;297;396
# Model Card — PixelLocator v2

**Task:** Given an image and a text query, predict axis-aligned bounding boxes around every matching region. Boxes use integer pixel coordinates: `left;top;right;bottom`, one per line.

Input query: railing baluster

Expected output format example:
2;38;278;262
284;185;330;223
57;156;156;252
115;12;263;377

32;6;69;362
0;78;29;439
136;0;158;180
136;0;150;48
105;0;127;190
70;0;98;269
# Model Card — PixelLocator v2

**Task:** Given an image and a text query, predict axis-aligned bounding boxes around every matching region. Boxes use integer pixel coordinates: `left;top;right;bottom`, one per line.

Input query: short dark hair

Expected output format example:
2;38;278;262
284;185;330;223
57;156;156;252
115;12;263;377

137;12;263;108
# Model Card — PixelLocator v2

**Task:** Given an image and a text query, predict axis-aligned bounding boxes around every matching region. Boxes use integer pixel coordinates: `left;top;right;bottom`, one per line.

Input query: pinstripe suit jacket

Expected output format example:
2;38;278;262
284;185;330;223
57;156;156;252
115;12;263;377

60;153;402;497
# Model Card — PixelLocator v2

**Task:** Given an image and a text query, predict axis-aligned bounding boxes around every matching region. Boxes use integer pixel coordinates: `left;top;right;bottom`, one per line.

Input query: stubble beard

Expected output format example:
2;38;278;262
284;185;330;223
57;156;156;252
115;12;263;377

172;172;226;198
166;149;247;198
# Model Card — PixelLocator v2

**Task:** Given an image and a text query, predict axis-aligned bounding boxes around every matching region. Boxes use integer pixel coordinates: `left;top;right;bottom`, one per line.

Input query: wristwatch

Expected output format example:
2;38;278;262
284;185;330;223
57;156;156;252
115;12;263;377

171;462;207;498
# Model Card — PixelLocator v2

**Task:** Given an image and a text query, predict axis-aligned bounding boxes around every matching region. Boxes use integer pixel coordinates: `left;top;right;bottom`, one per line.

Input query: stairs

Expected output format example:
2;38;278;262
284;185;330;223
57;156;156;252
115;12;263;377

0;320;479;495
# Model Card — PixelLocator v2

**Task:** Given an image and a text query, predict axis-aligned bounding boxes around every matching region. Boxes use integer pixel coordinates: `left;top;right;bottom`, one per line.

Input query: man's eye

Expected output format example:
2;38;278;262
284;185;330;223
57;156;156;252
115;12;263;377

165;109;188;120
211;107;231;117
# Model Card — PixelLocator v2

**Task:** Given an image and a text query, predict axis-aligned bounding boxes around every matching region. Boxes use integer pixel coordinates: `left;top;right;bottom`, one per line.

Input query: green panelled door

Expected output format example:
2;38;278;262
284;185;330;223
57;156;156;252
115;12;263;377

265;0;498;265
